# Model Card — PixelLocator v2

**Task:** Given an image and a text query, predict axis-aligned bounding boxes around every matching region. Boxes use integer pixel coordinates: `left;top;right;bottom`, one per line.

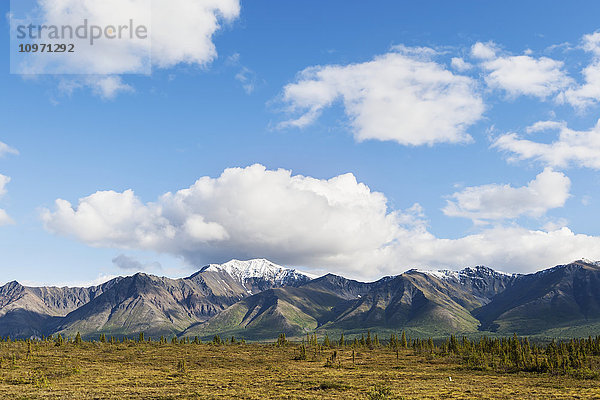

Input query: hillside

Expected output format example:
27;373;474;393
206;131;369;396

3;259;600;339
474;260;600;335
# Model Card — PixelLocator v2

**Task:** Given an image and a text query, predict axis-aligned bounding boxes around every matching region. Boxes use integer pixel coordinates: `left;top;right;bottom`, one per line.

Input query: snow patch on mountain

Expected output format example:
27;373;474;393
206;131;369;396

201;259;316;288
579;259;600;267
414;265;515;281
538;259;600;275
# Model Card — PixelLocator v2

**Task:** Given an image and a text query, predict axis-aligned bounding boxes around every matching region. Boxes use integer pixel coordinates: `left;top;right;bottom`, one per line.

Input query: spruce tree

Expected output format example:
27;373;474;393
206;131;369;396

400;331;407;349
277;333;287;346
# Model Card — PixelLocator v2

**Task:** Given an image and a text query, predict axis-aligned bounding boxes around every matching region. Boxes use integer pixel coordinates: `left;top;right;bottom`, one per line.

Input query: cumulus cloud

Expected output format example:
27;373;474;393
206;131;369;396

471;42;572;99
11;0;240;95
397;226;600;275
560;32;600;108
0;142;19;158
471;42;499;60
112;254;161;271
279;47;484;146
450;57;472;72
443;168;571;223
494;119;600;169
42;164;402;275
41;164;600;279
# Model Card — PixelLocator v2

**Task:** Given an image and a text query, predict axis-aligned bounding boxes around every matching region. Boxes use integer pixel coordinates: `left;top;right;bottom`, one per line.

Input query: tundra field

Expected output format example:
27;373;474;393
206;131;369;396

1;334;600;399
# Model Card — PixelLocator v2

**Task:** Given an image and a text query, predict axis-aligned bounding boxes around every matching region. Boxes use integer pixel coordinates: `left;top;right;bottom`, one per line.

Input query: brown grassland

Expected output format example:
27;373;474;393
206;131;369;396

0;338;599;399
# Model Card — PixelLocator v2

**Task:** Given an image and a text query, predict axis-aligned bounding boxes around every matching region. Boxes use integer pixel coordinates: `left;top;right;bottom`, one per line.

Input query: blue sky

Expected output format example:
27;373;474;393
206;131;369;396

2;0;600;285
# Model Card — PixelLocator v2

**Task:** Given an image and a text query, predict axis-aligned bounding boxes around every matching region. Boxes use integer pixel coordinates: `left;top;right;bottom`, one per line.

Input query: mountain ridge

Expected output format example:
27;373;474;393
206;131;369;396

3;259;600;340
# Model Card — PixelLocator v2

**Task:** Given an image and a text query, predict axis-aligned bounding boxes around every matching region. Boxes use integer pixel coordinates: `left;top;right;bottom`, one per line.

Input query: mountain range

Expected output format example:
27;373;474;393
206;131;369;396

3;258;600;340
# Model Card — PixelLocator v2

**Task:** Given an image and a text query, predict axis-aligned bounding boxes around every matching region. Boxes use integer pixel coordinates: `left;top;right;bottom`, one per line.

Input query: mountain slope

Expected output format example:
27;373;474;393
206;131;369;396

184;267;516;339
474;260;600;334
51;273;218;337
6;259;600;339
182;274;364;339
198;259;313;295
412;266;519;311
10;259;314;338
0;279;122;338
325;273;477;334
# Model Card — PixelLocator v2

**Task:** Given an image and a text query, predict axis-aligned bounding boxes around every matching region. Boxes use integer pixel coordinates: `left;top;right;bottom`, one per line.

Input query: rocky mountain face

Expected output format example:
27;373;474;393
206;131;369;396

3;259;600;340
0;278;122;338
474;260;600;334
197;259;313;295
0;259;313;339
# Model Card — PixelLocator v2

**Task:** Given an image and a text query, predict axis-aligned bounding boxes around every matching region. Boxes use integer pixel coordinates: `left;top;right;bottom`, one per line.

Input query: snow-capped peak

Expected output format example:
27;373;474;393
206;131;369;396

414;269;460;280
413;265;515;281
578;259;600;267
201;259;316;286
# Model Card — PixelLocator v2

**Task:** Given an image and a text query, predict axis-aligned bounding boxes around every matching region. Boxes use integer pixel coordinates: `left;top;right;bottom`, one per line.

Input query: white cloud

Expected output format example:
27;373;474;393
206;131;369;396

396;226;600;275
0;174;13;226
443;168;570;223
0;210;13;226
228;53;259;94
89;76;134;99
450;57;472;72
279;47;484;146
12;0;240;95
0;175;10;197
235;67;258;94
582;195;592;206
58;76;134;100
560;32;600;108
471;42;572;99
471;42;499;60
525;120;566;133
41;164;600;279
542;218;568;231
151;0;240;68
112;254;162;271
42;164;402;275
20;273;121;289
494;119;600;169
0;142;19;158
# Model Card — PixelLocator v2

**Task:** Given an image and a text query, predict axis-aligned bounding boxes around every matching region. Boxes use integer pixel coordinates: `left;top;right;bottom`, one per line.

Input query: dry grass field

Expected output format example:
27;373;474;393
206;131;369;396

0;339;599;399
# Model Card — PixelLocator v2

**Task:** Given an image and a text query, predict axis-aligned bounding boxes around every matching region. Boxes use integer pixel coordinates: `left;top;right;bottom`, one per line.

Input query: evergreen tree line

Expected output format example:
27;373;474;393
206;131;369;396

290;331;600;378
0;332;245;346
429;333;600;377
5;330;600;378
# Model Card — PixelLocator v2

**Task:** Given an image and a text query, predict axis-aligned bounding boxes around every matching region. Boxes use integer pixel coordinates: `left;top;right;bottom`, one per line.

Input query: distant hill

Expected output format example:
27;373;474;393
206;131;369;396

4;259;600;340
